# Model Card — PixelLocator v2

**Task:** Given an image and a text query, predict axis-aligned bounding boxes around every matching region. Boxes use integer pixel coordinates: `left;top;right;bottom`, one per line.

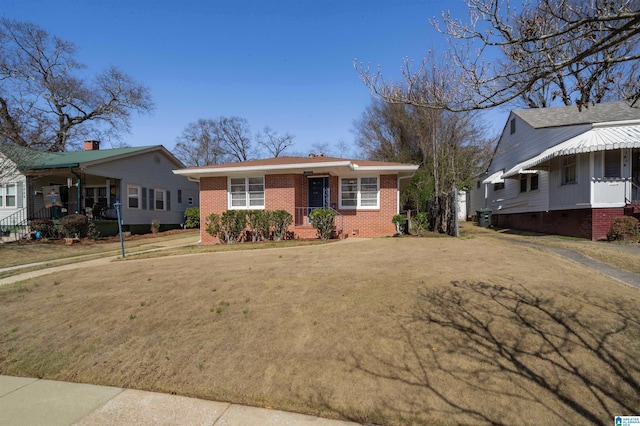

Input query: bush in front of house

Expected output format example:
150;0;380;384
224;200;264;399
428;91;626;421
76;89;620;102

247;210;271;242
60;214;89;238
606;216;640;242
309;208;336;240
30;218;57;239
206;209;294;243
392;214;407;235
411;212;429;236
205;210;247;243
270;210;293;241
184;207;200;229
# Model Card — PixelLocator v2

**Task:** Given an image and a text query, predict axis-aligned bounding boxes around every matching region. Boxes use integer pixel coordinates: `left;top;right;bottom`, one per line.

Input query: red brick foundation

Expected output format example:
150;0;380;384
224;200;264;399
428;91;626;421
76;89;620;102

492;207;627;241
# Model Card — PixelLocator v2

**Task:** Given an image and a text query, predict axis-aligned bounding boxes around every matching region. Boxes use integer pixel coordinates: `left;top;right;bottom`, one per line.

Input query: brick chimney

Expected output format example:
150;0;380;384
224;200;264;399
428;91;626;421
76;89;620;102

84;140;100;151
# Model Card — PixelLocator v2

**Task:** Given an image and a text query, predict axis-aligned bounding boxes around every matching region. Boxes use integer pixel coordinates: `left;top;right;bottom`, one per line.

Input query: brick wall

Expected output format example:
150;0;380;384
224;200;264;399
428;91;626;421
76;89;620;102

591;207;626;241
198;173;399;244
492;207;626;240
334;174;398;238
199;176;227;244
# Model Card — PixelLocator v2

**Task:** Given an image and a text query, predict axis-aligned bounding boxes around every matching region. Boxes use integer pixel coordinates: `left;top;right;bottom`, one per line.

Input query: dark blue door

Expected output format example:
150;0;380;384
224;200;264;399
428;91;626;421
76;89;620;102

308;177;329;208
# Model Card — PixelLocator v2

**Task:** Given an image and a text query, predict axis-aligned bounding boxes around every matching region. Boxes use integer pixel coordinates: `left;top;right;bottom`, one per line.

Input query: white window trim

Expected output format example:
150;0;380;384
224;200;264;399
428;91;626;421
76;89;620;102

127;184;141;210
339;176;380;210
227;176;265;210
562;155;577;185
0;183;17;209
154;188;167;211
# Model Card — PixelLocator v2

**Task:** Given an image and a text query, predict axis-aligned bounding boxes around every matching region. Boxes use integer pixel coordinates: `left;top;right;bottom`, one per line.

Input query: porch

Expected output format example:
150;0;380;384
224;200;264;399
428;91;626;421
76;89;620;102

294;206;344;239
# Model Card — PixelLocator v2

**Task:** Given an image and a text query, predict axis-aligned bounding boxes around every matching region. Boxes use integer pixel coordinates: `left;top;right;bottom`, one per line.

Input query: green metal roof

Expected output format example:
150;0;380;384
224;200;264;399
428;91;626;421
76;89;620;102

0;144;161;170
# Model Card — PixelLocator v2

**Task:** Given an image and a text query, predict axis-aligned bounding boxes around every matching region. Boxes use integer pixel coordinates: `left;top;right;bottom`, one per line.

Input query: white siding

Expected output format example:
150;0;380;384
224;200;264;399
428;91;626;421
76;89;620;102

0;157;27;222
486;171;549;214
489;114;591;175
548;153;591;209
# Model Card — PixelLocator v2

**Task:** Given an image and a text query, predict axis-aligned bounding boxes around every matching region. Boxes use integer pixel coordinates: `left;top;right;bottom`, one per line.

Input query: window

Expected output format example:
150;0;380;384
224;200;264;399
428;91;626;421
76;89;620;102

228;177;264;209
85;187;107;208
127;185;141;209
188;197;194;205
520;174;528;193
510;118;516;134
604;150;621;178
155;189;166;210
340;177;379;209
562;155;577;184
530;173;539;191
0;183;17;208
493;182;505;191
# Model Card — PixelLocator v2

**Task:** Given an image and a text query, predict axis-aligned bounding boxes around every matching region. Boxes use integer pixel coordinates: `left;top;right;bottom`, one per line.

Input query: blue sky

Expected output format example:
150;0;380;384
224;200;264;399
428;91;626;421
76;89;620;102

2;0;507;157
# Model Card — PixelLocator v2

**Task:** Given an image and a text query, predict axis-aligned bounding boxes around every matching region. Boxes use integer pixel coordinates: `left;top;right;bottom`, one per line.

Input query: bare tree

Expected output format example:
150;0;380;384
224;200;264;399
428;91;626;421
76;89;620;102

0;18;153;152
354;99;421;163
255;126;294;157
354;95;493;234
174;119;227;167
174;117;252;165
355;0;640;111
218;116;253;162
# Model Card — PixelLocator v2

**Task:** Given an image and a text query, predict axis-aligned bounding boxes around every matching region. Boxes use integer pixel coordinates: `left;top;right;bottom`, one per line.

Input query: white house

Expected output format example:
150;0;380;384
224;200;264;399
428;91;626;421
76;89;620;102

470;102;640;240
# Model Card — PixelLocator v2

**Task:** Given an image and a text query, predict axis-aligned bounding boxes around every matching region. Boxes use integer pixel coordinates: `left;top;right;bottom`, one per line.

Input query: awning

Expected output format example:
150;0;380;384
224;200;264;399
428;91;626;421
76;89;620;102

503;123;640;178
482;170;504;184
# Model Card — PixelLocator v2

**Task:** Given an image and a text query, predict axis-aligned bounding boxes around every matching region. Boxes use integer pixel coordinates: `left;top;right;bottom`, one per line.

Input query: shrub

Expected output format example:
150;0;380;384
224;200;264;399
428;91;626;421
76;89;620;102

184;207;200;229
392;214;407;235
247;210;271;242
205;213;221;239
30;218;57;239
270;210;293;241
411;212;429;236
87;221;101;241
607;216;640;242
309;208;336;240
150;219;160;234
205;210;246;243
60;214;89;238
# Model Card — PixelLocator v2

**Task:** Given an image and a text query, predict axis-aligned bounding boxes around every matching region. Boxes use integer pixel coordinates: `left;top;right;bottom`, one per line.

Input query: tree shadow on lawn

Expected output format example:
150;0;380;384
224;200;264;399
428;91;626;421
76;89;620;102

338;281;640;425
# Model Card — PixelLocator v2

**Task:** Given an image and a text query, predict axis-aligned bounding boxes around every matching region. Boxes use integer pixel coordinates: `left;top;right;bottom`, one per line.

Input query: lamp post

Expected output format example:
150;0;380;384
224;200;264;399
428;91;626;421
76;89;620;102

114;201;125;258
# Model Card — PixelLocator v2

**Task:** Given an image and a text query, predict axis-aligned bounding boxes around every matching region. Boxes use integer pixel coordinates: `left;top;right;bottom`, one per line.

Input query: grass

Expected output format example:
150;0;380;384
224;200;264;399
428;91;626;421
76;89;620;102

0;229;200;269
467;224;640;275
0;233;638;425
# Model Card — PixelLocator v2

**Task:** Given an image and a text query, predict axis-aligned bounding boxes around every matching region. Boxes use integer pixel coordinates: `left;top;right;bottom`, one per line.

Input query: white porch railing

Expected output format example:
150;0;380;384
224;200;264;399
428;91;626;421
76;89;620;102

294;207;344;239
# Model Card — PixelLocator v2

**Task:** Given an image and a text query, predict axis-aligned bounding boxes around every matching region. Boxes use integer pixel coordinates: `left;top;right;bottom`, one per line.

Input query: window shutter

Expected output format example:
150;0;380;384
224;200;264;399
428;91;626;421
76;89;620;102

142;187;147;210
149;188;154;210
17;182;23;208
166;190;171;211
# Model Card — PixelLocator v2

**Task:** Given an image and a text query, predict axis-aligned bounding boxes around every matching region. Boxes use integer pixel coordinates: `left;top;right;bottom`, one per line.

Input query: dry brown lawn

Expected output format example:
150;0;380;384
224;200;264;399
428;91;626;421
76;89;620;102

0;235;638;425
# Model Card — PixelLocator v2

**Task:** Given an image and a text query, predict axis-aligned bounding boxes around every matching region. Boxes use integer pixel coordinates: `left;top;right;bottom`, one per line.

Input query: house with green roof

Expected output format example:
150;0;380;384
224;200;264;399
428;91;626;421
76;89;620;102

0;141;199;238
469;101;640;240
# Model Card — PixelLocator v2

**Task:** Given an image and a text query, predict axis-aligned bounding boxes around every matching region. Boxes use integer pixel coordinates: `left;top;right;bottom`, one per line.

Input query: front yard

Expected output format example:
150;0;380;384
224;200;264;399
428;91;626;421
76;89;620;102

0;234;638;425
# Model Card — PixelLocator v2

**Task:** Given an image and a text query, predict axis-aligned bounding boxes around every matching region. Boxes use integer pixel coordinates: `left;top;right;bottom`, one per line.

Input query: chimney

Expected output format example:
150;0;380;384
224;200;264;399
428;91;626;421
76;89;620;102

84;140;100;151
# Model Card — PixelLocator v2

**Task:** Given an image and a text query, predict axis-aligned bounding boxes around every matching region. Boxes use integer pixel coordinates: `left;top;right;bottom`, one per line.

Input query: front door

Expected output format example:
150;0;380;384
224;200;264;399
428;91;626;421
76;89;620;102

308;177;329;208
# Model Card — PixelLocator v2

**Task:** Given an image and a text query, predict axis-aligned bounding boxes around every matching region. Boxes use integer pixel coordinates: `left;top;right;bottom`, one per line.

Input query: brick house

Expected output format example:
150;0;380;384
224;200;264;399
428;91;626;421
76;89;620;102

174;155;419;244
468;102;640;240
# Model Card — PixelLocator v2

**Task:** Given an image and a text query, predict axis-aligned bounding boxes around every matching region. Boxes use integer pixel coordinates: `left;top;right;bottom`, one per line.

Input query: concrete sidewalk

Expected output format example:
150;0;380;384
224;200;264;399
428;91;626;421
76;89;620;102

0;375;359;426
